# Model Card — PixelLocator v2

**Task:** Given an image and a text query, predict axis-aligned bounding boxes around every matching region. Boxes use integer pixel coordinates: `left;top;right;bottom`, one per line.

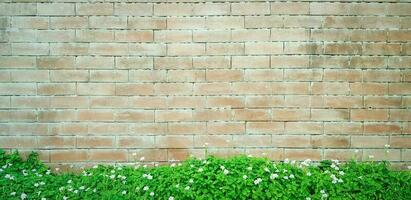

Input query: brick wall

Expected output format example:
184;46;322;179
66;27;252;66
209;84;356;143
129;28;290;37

0;0;410;168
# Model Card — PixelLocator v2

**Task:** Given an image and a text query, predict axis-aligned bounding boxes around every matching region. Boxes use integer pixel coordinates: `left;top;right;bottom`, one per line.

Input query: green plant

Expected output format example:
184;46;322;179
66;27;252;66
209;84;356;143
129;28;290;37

0;149;410;200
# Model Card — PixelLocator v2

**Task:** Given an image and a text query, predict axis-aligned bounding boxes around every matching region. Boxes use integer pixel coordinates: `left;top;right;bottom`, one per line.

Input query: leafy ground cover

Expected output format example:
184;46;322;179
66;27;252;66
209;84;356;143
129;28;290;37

0;149;410;200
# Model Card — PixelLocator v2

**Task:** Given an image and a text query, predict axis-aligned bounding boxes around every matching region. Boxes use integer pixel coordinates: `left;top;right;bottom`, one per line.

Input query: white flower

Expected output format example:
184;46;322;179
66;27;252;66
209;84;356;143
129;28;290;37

243;175;248;179
132;152;137;156
74;190;78;194
79;186;85;190
10;192;16;196
146;174;153;180
306;198;311;200
320;190;326;194
93;188;97;193
283;176;289;180
220;165;225;170
407;166;411;170
223;169;229;175
354;149;359;153
332;179;337;184
368;155;374;159
204;142;209;147
247;167;252;171
290;174;295;179
339;171;345;175
34;183;39;187
189;179;194;183
284;158;290;163
143;186;149;191
384;144;390;148
150;192;154;196
110;170;115;173
198;168;203;172
270;173;278;180
169;196;174;200
110;175;115;179
247;154;253;158
122;191;127;195
41;198;46;200
185;186;190;190
254;178;262;185
21;193;27;200
140;157;145;161
63;196;68;200
171;163;176;167
67;180;72;184
175;184;180;188
307;172;312;176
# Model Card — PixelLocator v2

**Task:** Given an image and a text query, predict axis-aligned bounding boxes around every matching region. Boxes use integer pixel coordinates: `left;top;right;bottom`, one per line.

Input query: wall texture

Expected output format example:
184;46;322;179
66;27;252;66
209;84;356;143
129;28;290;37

0;0;410;168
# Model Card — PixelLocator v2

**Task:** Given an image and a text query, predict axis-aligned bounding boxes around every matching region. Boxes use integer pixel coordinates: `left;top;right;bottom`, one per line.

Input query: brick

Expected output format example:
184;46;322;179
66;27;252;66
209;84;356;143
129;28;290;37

284;16;323;28
168;149;204;161
324;96;363;108
390;109;411;121
351;30;386;42
364;123;401;135
38;83;75;95
37;56;75;69
50;17;88;29
232;56;269;69
38;110;77;122
89;149;127;161
50;96;89;109
118;136;155;148
232;29;270;42
285;122;322;135
284;69;322;81
89;43;128;56
38;3;75;16
350;83;388;95
154;3;192;16
76;56;114;69
167;96;205;108
128;17;166;29
129;43;166;56
350;57;386;69
156;136;193;148
89;16;127;29
155;57;192;69
193;56;230;69
246;122;283;134
272;135;311;148
206;16;244;29
116;57;152;69
311;29;350;42
76;3;113;15
49;123;88;136
115;83;154;96
90;70;128;82
284;42;323;55
311;136;350;148
0;3;36;16
389;83;411;95
90;97;128;109
272;109;310;121
192;3;230;15
351;109;389;121
114;3;152;16
312;82;350;95
154;83;192;95
207;122;245;134
324;43;362;55
38;136;75;148
11;97;49;109
246;96;284;108
231;3;270;15
168;122;206;135
391;136;411;148
271;2;309;14
50;70;88;82
324;69;361;81
324;122;363;135
194;135;232;148
233;109;270;121
168;70;205;82
0;56;36;69
51;43;89;55
363;16;401;29
351;136;388;148
167;43;205;56
233;82;271;95
130;70;166;82
194;109;231;121
0;83;36;95
193;30;230;42
89;123;128;135
76;30;114;42
128;149;167;162
323;16;361;29
284;96;311;107
207;96;244;108
386;3;411;16
77;83;115;96
324;149;362;161
115;30;153;42
154;30;192;42
130;123;166;135
271;29;309;42
363;149;400;161
272;82;310;94
12;17;48;29
12;43;49;55
363;70;401;82
50;150;87;162
167;17;205;29
207;43;244;56
115;110;154;122
245;42;283;55
271;56;309;68
156;110;192;122
245;69;283;81
233;135;271;147
363;43;401;56
10;70;49;82
206;69;242;82
364;97;402;108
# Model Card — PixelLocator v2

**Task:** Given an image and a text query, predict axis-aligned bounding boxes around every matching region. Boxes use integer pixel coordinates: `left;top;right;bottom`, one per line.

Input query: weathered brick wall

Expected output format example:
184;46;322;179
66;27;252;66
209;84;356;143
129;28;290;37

0;0;410;168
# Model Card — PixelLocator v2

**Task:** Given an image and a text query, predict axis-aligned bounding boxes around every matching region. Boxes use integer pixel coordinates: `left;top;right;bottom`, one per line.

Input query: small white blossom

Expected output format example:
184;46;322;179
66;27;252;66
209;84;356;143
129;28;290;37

132;152;137;156
93;188;97;193
41;198;46;200
189;179;194;183
21;193;27;200
79;186;85;190
307;172;312;176
247;167;252;171
67;180;72;184
169;196;175;200
150;192;154;196
243;175;248;179
306;198;311;200
384;144;390;148
74;190;78;194
283;176;289;180
339;171;345;176
34;183;39;187
185;186;190;190
223;169;229;175
140;157;145;161
368;155;374;159
122;191;127;195
143;186;149;191
290;174;295;179
198;168;203;172
254;178;262;185
270;173;278;180
63;196;68;200
220;165;225;170
10;192;16;196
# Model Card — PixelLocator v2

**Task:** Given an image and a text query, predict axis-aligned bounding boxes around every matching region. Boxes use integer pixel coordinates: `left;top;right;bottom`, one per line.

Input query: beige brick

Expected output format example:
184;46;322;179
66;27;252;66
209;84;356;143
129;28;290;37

363;70;401;82
0;56;36;69
271;29;309;41
89;16;127;29
115;110;154;122
232;56;269;69
284;69;322;81
38;110;77;122
50;70;88;82
324;96;363;108
76;3;113;15
38;136;75;149
285;122;322;135
37;3;75;16
246;122;283;134
206;69;243;82
77;83;115;96
350;83;388;95
285;149;322;161
76;56;114;69
386;3;411;16
207;96;244;108
12;43;49;55
156;110;192;122
272;82;310;94
129;43;166;56
50;17;88;29
89;43;128;56
167;17;205;29
193;56;231;69
233;135;271;147
271;56;309;68
311;135;350;148
312;82;350;95
156;136;193;148
272;109;310;121
128;17;166;29
168;96;205;109
194;83;231;95
115;30;153;42
323;16;362;29
77;136;114;148
207;43;244;55
284;16;323;28
50;150;87;162
271;2;309;14
115;83;154;96
206;16;244;29
90;97;128;109
233;109;271;121
118;136;155;148
116;57;153;69
130;70;166;82
246;96;284;108
90;70;128;82
38;83;76;95
154;83;192;95
232;82;271;95
193;3;230;15
11;97;49;109
154;57;192;69
12;17;48;29
50;96;89;109
207;122;245;134
154;30;192;42
245;16;283;28
194;135;232;148
89;149;127;161
245;69;283;81
10;70;49;82
193;109;231;121
311;109;349;121
351;109;389;121
50;43;89;55
0;3;36;16
272;135;311;148
114;3;152;16
129;97;166;109
351;136;388;148
78;110;114;121
365;97;402;108
76;30;114;42
364;123;401;135
390;109;411;121
167;70;205;82
193;30;230;42
245;42;283;55
232;29;270;42
167;43;205;56
389;83;411;95
232;2;270;15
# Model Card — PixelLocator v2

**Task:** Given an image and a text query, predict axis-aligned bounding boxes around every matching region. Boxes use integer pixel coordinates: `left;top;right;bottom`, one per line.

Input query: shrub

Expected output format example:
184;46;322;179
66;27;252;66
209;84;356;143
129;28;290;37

0;149;410;200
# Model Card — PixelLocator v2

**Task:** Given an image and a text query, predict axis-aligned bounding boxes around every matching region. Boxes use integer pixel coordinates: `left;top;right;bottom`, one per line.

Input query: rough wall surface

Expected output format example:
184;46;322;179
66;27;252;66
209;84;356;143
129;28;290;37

0;0;410;168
